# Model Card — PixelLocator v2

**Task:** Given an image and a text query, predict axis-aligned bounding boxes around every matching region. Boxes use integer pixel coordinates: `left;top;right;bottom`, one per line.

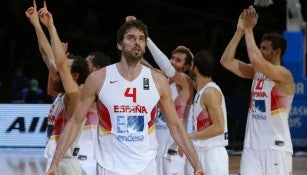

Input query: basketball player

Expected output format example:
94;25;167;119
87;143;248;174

78;52;111;175
187;50;229;175
220;6;294;175
146;42;194;175
25;1;89;174
125;16;194;174
46;17;204;175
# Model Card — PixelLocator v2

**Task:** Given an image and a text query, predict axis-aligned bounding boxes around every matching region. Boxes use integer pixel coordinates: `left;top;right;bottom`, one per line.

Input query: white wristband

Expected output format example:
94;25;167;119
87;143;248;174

147;37;175;77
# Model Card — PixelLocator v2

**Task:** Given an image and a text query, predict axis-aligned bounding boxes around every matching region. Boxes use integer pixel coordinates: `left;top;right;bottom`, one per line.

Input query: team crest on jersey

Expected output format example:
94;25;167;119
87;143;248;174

252;99;267;120
117;115;144;133
116;115;145;142
143;78;149;90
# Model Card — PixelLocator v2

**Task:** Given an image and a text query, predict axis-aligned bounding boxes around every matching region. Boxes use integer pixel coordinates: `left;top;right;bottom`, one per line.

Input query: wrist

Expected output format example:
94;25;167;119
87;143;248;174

236;28;244;35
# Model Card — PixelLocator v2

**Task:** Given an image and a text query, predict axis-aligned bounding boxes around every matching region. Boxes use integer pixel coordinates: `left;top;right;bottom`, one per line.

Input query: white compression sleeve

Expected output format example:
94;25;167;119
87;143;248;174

146;37;175;77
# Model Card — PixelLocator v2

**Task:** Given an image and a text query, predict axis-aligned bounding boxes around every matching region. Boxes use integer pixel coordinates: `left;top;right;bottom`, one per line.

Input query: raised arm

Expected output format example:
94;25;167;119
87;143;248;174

147;38;194;105
154;73;204;175
220;9;254;79
243;6;294;95
25;0;58;96
38;2;79;95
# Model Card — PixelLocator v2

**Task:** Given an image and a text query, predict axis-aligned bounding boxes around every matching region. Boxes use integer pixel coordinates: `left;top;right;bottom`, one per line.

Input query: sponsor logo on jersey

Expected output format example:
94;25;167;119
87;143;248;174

143;78;149;90
114;105;148;114
115;115;145;142
251;91;268;97
252;99;267;120
116;134;145;142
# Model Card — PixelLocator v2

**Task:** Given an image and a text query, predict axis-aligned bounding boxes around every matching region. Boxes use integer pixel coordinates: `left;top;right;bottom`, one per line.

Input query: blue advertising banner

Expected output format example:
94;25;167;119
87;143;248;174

289;99;307;148
284;31;307;148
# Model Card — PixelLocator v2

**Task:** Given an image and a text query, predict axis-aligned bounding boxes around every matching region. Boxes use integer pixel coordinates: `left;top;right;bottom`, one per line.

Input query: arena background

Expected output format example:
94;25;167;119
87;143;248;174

0;0;307;153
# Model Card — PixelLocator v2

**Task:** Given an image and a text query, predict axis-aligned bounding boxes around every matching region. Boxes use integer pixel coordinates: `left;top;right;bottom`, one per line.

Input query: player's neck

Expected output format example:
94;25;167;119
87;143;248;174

195;77;212;91
116;62;142;82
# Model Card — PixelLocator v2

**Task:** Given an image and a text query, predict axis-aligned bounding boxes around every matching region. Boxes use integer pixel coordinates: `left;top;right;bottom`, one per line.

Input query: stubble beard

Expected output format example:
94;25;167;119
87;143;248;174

123;50;143;66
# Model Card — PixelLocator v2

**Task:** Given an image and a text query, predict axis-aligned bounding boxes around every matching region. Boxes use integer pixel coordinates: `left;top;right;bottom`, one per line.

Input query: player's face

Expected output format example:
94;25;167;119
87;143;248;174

170;52;187;73
119;27;146;63
260;40;274;62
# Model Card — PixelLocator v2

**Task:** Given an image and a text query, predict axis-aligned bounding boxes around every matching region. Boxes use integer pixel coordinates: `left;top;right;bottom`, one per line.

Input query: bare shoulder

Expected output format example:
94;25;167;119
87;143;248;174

85;67;107;94
151;69;169;93
183;72;194;84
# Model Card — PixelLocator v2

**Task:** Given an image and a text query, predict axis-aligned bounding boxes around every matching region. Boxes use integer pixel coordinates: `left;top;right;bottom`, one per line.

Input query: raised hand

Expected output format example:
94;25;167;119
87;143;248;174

38;1;54;29
25;0;40;27
242;6;258;30
237;10;245;32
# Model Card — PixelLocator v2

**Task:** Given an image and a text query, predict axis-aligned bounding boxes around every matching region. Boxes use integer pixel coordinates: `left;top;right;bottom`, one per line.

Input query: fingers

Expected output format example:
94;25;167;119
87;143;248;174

25;7;34;14
44;0;47;9
38;8;48;15
247;5;257;17
33;0;37;10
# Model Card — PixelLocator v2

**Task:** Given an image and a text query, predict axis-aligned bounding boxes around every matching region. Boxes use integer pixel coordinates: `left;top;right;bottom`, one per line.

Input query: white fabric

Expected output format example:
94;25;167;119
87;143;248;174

240;148;292;175
164;154;186;175
146;37;175;77
95;64;160;175
155;82;187;175
44;94;82;174
244;72;293;153
186;106;194;134
97;159;157;175
192;82;228;148
78;107;99;175
186;146;228;175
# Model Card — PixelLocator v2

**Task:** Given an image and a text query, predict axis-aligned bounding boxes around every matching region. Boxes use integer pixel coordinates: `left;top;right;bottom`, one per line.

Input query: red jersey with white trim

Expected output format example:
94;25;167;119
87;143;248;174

192;82;228;148
95;64;159;174
244;72;293;153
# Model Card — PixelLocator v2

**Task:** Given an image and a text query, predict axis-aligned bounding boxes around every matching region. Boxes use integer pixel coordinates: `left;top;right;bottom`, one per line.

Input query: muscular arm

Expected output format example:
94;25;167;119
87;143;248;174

171;73;194;108
220;11;254;79
48;27;79;94
189;87;225;140
244;7;294;95
155;73;203;173
147;38;193;123
37;4;79;95
25;0;58;96
47;70;102;174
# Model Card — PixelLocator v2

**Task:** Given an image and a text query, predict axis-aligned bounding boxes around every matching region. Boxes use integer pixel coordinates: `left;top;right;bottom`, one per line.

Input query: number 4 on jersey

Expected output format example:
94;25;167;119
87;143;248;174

124;88;136;103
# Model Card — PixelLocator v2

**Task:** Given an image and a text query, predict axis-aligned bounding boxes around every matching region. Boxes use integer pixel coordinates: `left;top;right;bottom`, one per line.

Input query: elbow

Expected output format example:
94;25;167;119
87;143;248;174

217;128;224;135
249;58;263;71
219;58;230;71
220;56;230;68
215;125;225;135
220;57;225;65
